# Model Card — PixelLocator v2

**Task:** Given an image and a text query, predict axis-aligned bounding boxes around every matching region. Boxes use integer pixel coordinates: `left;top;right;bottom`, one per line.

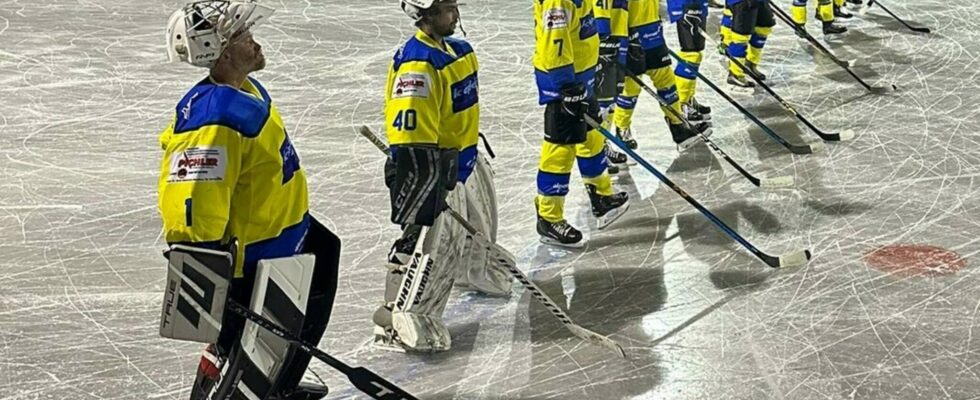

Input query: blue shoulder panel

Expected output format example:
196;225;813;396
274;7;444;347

393;36;470;71
173;79;270;138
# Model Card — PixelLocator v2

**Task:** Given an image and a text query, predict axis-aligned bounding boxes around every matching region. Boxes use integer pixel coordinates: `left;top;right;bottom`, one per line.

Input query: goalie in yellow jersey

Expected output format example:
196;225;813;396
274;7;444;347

533;0;631;247
159;1;337;398
373;0;512;353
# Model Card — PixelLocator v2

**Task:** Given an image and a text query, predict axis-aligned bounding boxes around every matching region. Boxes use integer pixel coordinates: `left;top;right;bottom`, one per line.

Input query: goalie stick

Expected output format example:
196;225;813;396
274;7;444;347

225;301;420;400
358;125;627;359
584;116;812;269
699;27;856;142
623;69;795;188
768;0;897;94
667;49;823;154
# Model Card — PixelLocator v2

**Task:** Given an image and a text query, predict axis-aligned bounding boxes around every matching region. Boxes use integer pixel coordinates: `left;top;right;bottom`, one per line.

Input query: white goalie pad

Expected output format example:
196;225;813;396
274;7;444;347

233;253;317;396
159;245;234;343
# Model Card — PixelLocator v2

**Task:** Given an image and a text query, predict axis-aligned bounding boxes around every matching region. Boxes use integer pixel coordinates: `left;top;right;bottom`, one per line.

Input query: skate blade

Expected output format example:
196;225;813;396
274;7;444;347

596;200;630;230
371;337;408;353
539;236;586;249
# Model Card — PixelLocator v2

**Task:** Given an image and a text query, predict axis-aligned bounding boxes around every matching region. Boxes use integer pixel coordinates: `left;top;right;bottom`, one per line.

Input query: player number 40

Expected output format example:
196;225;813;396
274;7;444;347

392;109;417;131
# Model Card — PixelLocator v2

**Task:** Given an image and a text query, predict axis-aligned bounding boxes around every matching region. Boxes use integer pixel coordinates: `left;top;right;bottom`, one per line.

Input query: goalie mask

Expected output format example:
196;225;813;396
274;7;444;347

166;0;274;68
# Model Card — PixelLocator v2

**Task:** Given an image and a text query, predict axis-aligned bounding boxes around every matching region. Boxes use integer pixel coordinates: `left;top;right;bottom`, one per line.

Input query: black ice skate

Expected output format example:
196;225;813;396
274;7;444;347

670;121;712;152
727;72;756;91
822;21;848;35
745;61;767;81
689;96;712;115
537;217;584;248
793;23;808;38
847;0;862;4
834;5;853;18
616;126;638;149
586;184;630;230
605;143;628;165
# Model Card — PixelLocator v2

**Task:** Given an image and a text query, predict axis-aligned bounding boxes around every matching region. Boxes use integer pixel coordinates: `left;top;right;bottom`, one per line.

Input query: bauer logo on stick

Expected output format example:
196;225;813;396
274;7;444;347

392;73;431;99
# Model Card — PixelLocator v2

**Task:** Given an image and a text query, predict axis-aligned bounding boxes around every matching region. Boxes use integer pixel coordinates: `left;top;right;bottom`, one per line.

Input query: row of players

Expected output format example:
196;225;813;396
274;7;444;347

155;0;870;397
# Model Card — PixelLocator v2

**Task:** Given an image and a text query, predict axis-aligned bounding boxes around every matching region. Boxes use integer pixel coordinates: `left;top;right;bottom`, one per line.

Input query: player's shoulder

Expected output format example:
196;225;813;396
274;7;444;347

173;78;270;138
444;37;475;58
393;34;471;71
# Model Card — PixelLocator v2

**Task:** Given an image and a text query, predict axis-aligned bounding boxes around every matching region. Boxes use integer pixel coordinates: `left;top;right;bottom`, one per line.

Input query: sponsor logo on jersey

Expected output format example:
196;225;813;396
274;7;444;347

543;7;569;30
279;135;301;184
168;147;227;183
580;13;598;39
450;73;479;113
392;72;431;99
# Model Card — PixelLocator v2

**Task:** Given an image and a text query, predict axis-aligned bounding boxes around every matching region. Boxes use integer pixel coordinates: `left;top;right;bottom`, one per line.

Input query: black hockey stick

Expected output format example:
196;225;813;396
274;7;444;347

698;27;855;142
357;126;627;358
585;116;811;268
623;69;794;189
667;49;822;154
768;1;897;94
861;0;931;33
225;301;419;400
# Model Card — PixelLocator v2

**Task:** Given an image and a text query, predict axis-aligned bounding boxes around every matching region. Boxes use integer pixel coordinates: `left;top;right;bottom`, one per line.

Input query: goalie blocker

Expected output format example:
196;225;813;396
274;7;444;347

160;218;340;400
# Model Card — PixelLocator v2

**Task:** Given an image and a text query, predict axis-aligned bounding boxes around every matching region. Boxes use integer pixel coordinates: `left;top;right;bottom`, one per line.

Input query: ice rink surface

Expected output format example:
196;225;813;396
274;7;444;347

2;0;979;398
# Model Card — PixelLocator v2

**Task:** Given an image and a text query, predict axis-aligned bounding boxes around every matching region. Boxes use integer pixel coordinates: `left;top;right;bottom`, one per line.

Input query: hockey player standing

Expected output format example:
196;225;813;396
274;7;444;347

724;0;777;88
791;0;849;35
610;0;710;150
667;0;714;122
160;1;338;398
532;0;631;247
373;0;512;353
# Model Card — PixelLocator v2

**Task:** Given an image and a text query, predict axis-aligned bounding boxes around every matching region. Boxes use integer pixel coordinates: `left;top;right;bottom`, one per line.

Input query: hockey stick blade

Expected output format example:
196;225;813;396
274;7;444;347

566;324;628;358
760;175;795;189
779;250;812;268
349;367;420;400
761;249;812;268
816;128;855;142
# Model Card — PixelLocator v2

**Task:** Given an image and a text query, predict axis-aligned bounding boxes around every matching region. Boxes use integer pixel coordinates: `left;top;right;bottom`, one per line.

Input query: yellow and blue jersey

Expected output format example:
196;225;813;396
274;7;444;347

595;0;629;41
666;0;708;23
384;30;481;182
533;0;600;104
158;77;309;277
627;0;666;50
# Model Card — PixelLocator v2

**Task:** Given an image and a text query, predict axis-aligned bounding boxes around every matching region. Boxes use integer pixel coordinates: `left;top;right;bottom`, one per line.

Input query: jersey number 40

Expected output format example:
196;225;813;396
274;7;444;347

392;109;418;131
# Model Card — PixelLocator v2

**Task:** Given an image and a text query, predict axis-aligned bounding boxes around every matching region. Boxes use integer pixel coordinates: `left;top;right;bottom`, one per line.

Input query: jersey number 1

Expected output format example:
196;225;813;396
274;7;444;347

393;109;417;131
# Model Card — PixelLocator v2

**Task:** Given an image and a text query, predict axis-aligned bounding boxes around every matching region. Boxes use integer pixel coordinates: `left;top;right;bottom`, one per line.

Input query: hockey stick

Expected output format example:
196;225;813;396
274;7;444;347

225;300;419;400
623;69;794;189
768;1;897;94
357;125;628;358
667;49;823;155
699;27;855;142
585;116;812;269
860;0;931;33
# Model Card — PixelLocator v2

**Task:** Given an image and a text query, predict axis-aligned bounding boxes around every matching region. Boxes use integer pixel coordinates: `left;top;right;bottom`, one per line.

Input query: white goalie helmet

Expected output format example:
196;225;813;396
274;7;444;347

400;0;457;21
166;0;274;68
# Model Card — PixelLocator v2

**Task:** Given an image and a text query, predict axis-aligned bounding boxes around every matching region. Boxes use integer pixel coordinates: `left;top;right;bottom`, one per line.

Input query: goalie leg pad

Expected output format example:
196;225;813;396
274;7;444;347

375;188;467;352
457;154;512;297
